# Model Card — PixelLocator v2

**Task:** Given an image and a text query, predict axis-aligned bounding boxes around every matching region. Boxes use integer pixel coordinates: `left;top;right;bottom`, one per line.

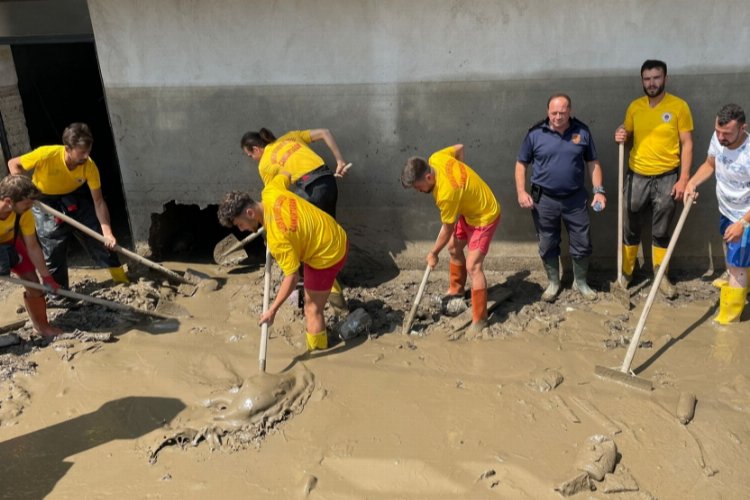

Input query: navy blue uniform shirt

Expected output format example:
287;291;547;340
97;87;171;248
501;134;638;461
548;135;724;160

517;117;598;197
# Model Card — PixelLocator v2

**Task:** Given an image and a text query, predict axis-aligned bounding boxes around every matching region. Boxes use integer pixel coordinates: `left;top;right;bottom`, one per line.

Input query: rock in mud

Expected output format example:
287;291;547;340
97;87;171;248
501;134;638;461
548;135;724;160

601;464;639;493
529;368;564;392
337;308;372;340
443;296;467;316
574;434;617;481
554;472;593;497
676;392;697;425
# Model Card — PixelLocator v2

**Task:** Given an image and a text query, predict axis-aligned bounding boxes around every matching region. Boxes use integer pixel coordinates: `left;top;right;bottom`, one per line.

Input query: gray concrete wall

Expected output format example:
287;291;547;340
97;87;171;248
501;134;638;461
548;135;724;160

87;0;750;270
0;45;30;169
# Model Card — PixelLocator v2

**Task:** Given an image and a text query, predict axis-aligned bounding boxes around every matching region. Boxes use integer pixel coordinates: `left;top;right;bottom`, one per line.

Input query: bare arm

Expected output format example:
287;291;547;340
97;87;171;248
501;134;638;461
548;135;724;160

515;161;533;209
452;144;465;162
587;160;607;210
90;188;116;248
672;130;694;199
7;157;25;176
684;155;716;201
427;222;455;269
309;128;347;175
258;272;299;326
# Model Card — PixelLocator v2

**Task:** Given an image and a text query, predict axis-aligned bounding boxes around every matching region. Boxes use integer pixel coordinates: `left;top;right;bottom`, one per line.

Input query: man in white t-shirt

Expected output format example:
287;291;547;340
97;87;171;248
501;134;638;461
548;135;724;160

685;104;750;324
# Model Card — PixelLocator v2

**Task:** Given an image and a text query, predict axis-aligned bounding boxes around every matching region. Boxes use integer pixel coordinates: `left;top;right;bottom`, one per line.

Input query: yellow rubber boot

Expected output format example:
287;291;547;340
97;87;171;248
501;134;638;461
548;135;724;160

306;330;328;351
328;279;347;311
714;286;747;325
652;246;676;299
109;266;130;284
447;262;467;296
622;245;639;285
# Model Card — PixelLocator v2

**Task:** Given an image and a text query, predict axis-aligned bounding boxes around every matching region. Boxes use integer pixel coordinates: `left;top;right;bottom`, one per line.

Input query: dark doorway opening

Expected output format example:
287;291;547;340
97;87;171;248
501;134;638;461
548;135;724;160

11;41;132;247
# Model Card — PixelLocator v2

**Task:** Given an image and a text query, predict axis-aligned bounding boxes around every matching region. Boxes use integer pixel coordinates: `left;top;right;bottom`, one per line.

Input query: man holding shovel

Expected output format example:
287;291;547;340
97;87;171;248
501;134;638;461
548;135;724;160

7;122;128;290
0;175;62;337
515;93;606;302
400;144;500;333
614;60;694;298
217;173;349;351
685;104;750;324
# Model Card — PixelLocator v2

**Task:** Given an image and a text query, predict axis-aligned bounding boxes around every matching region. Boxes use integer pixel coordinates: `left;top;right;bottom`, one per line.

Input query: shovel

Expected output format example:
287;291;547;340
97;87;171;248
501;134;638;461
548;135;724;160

402;265;431;335
213;227;265;265
0;275;180;321
258;245;273;373
595;194;695;391
35;202;201;289
611;143;634;309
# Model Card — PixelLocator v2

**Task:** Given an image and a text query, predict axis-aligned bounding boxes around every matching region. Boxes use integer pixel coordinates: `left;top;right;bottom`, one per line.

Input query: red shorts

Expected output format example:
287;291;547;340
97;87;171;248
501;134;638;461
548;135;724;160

11;238;36;275
454;215;500;255
303;243;349;292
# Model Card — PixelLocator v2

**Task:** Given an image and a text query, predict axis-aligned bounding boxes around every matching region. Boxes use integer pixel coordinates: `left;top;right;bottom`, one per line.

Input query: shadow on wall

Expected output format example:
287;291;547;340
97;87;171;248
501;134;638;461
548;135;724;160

0;396;185;499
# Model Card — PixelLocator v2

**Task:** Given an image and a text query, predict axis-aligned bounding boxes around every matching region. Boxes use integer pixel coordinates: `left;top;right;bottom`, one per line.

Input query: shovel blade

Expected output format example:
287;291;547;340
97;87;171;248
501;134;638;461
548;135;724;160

213;234;247;265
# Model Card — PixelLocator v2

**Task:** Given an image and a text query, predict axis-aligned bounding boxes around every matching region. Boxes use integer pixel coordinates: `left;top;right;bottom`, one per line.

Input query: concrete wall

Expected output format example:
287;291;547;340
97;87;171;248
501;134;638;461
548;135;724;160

86;0;750;270
0;45;30;168
0;0;91;41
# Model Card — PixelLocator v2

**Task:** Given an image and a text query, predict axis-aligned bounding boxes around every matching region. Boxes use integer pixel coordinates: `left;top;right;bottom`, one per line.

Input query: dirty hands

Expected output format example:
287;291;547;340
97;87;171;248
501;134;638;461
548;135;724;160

42;275;60;292
518;191;534;209
614;126;628;144
426;250;439;269
102;233;117;249
259;307;277;327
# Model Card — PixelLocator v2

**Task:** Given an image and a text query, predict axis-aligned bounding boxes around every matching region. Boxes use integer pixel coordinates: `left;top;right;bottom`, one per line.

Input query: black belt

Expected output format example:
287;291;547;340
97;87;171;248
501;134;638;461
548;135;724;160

294;165;332;189
534;184;582;200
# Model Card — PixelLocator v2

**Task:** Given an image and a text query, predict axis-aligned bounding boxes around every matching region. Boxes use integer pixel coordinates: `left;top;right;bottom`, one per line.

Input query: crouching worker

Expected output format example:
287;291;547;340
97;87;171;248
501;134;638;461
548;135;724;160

401;144;501;333
0;175;62;337
217;174;348;351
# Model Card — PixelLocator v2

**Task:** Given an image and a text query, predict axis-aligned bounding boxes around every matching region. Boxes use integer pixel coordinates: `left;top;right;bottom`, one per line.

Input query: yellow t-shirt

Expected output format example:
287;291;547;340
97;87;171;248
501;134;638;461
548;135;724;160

262;175;347;276
429;146;500;227
0;210;35;244
257;131;325;185
624;93;693;176
19;145;101;195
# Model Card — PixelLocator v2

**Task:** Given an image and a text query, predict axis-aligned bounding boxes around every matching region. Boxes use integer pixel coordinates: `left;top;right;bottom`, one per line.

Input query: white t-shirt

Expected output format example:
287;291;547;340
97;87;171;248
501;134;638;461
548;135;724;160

708;131;750;221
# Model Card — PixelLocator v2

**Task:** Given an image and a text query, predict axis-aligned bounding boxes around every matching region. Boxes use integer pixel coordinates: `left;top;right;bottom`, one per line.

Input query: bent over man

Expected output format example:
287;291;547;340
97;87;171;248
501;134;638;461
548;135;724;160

401;144;501;332
0;175;62;337
7;123;127;289
218;174;349;351
685;104;750;324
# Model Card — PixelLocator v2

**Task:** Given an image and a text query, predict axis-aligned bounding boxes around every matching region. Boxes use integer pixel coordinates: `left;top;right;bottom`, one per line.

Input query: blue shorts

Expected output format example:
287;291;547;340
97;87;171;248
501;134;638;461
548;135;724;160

720;215;750;267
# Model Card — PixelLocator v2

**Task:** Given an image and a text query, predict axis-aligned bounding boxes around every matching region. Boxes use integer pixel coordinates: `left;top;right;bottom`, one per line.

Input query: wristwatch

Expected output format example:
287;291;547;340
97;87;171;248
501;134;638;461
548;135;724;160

593;186;606;195
740;218;750;229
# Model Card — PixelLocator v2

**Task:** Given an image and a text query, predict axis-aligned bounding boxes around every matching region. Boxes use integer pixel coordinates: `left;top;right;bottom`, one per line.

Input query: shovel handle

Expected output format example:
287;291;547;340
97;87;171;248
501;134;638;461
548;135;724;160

258;245;273;373
0;275;173;320
402;265;431;335
617;142;625;285
619;193;695;373
35;202;195;286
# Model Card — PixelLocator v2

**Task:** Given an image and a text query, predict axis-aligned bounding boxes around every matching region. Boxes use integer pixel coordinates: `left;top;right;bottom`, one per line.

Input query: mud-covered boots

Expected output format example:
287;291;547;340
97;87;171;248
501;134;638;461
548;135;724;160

447;262;467;297
621;244;639;288
305;330;329;351
468;288;488;333
653;246;676;299
24;293;62;337
714;286;747;325
541;257;561;302
328;279;347;312
572;257;597;301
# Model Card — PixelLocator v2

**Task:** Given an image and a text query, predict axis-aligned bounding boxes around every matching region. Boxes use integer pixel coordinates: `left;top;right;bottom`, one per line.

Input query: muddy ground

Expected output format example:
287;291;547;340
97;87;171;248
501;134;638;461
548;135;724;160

0;255;749;499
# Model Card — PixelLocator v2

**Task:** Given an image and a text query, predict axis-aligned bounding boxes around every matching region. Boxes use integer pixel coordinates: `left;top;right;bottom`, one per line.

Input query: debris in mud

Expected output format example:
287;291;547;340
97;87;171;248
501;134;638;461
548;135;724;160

676;392;697;425
0;355;36;381
53;330;114;343
443;296;468;316
555;472;593;496
529;368;564;392
336;308;372;340
601;464;640;493
148;366;314;463
574;434;617;481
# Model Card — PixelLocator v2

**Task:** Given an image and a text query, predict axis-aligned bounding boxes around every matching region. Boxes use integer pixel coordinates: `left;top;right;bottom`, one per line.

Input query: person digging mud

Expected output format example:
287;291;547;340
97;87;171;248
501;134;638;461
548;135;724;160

240;127;348;309
217;173;349;351
684;103;750;325
515;93;606;302
0;175;62;337
400;144;501;334
614;59;694;299
7;122;129;291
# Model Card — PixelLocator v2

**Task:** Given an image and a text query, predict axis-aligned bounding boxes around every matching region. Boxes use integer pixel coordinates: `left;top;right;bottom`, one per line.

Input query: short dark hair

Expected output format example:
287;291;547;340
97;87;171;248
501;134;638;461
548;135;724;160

641;59;667;76
547;93;572;108
400;157;430;188
217;191;256;227
0;175;41;202
240;128;277;150
62;122;93;149
716;103;746;126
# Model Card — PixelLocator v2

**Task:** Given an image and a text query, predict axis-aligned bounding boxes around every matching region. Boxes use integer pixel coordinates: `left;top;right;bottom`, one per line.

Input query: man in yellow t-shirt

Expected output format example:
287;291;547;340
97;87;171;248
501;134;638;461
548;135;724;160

401;144;501;332
7;123;127;290
217;174;349;351
0;175;62;337
614;60;694;298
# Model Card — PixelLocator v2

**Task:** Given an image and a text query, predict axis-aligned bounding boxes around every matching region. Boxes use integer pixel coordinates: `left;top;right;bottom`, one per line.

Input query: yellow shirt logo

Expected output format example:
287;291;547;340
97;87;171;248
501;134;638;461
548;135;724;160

273;195;299;234
445;159;468;189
